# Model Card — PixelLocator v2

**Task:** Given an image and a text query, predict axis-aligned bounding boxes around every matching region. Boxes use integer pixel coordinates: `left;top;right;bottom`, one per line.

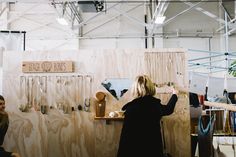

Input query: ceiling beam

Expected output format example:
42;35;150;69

113;7;147;27
0;5;8;17
182;1;225;23
9;11;56;15
152;0;169;21
0;0;48;3
0;4;39;27
150;0;204;36
0;3;9;29
21;16;76;36
83;3;143;36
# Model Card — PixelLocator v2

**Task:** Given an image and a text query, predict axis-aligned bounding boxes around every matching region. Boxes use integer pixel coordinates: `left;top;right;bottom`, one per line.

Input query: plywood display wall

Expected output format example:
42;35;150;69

2;48;190;157
145;51;190;157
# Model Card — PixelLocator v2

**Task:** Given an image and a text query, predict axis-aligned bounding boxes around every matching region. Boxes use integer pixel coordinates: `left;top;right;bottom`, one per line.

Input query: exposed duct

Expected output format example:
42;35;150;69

78;0;106;12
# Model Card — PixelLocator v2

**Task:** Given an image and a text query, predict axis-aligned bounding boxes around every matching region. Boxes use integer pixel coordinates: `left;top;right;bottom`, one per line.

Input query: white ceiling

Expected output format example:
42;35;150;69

1;0;235;38
1;0;236;75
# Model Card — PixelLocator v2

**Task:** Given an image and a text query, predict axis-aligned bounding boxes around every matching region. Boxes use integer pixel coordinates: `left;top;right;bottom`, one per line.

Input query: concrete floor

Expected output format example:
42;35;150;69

194;137;236;157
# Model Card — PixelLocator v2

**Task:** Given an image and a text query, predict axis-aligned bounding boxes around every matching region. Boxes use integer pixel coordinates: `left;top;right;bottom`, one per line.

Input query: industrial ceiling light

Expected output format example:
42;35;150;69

56;17;68;26
55;2;68;26
154;16;166;24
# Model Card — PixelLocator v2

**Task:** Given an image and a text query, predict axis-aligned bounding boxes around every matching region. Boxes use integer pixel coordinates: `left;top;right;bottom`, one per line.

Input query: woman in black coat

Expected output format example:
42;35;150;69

117;75;178;157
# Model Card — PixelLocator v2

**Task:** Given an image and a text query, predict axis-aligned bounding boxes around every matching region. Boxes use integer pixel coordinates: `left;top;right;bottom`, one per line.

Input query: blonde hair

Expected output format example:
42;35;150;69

131;75;156;98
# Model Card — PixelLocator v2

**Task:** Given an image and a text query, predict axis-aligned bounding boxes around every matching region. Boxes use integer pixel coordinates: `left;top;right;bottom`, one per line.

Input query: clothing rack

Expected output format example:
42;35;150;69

204;101;236;112
188;48;236;73
0;30;26;51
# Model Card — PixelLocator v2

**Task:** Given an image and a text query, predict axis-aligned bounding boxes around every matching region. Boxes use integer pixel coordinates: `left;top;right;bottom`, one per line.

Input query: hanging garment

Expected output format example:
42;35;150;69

207;95;232;132
230;111;236;132
189;92;200;108
198;114;216;157
228;93;236;104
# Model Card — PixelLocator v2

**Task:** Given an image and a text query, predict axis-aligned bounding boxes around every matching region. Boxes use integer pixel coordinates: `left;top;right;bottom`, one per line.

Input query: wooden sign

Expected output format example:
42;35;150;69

22;61;74;73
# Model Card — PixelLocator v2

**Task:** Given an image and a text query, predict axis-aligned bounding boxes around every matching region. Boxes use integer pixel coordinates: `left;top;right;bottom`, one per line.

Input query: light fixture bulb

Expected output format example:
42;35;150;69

56;17;68;26
154;16;166;24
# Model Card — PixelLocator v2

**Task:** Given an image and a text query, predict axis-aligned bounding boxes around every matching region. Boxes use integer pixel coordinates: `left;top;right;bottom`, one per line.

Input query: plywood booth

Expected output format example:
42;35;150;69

2;48;190;157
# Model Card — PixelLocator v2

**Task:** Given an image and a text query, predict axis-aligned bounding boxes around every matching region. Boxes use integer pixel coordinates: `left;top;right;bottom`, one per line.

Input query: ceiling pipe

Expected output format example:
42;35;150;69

188;49;222;55
189;59;225;67
189;54;224;62
188;63;227;70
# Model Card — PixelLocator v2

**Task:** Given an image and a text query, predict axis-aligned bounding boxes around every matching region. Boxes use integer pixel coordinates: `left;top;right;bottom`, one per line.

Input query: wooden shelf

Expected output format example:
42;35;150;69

94;116;124;124
204;101;236;111
94;116;124;120
191;133;236;137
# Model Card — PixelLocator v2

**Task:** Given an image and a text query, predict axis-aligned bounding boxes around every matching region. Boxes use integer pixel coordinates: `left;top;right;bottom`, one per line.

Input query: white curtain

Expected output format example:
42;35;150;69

189;72;208;95
189;72;236;97
208;76;225;97
0;32;24;51
0;32;24;94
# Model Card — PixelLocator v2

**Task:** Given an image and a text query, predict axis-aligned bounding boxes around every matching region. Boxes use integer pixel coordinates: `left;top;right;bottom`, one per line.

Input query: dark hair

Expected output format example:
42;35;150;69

0;112;9;145
0;95;4;101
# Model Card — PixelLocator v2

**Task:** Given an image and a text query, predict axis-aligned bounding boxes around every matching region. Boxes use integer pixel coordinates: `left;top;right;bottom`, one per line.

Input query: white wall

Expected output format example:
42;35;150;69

2;1;236;76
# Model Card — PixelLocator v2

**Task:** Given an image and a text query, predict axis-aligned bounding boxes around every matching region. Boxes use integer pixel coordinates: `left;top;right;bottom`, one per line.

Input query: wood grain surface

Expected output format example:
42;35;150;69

2;49;190;157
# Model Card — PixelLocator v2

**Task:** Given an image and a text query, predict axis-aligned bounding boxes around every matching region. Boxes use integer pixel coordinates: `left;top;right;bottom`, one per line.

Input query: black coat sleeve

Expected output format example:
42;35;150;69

160;94;178;116
122;103;128;111
0;147;12;157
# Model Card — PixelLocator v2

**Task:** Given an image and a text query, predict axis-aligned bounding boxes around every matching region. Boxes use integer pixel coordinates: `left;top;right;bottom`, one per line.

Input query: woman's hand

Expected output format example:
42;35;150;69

11;153;21;157
171;88;179;95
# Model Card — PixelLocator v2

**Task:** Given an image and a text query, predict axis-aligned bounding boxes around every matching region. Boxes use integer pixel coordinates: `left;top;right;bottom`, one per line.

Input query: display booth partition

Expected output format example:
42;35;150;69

2;49;190;157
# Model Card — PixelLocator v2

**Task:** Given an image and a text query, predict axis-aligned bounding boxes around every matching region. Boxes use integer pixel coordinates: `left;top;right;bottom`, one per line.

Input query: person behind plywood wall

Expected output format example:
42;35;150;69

0;95;21;157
